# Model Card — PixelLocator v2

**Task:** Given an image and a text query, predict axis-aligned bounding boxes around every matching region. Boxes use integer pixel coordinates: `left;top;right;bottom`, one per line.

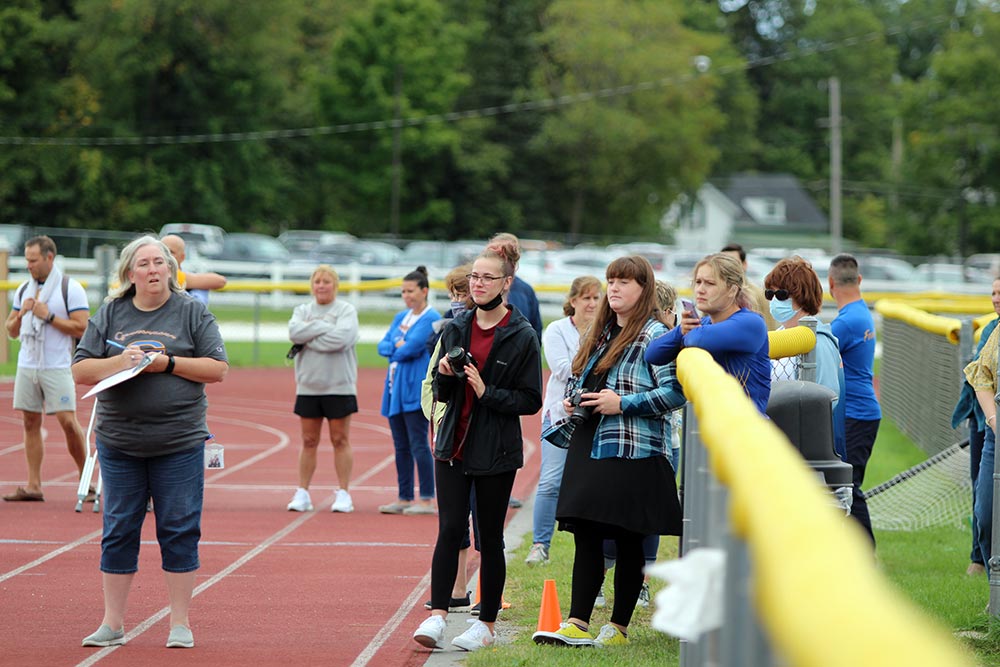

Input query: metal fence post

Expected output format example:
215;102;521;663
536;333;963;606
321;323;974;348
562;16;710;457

798;316;819;383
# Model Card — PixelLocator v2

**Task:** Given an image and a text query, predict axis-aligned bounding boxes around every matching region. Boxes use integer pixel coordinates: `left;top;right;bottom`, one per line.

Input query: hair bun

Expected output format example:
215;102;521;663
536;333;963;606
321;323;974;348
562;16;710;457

416;265;428;276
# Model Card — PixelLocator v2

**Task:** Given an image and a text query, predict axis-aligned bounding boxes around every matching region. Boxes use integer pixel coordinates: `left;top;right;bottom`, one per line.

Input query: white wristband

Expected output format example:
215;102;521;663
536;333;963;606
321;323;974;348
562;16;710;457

988;415;996;427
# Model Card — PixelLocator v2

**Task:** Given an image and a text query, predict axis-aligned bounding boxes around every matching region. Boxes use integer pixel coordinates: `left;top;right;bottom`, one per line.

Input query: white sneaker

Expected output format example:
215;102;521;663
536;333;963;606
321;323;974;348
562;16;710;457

636;582;651;608
286;488;313;512
451;619;496;651
594;586;606;608
413;615;447;649
331;489;354;513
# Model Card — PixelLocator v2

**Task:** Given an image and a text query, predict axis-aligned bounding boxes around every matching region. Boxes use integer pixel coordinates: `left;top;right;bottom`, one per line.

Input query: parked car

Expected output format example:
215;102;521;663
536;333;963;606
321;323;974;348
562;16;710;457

400;240;483;275
966;253;1000;280
0;224;30;255
159;223;226;257
857;256;916;282
302;240;402;268
517;247;620;286
278;230;356;258
206;233;290;263
914;262;988;287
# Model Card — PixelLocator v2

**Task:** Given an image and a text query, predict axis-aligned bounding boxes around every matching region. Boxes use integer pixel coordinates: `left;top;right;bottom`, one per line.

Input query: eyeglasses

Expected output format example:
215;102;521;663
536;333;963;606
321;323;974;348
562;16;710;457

466;273;506;285
764;288;790;301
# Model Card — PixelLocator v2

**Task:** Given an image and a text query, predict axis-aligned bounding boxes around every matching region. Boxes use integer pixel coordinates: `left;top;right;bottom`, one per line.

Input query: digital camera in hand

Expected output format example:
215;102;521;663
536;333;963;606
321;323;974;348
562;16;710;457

569;387;593;424
446;346;475;379
286;344;304;360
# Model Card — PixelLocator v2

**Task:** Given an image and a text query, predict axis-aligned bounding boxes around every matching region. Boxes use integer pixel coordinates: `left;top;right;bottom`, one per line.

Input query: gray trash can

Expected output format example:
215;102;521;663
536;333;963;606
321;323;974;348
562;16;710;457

766;380;853;512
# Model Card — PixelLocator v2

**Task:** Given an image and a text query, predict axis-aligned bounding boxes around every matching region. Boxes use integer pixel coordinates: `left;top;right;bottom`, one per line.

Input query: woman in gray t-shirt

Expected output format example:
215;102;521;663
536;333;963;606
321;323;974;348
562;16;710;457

73;235;228;650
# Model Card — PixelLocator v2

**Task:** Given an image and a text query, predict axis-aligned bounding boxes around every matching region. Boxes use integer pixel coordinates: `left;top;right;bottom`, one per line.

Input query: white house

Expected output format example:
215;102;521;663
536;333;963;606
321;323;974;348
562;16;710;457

664;173;830;252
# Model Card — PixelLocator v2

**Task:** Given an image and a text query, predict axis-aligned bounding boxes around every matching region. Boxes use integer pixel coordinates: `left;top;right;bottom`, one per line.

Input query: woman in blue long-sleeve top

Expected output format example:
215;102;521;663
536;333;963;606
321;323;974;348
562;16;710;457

645;253;770;414
378;266;442;515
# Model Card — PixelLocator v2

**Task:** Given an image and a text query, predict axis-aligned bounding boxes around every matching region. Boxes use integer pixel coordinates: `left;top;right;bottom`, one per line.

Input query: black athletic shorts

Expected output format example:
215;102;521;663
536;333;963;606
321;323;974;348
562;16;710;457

294;394;359;420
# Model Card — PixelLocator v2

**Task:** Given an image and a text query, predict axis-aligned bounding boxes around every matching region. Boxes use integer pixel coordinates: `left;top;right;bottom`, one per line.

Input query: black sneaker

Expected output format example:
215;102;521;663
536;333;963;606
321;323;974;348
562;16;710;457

424;592;472;611
469;601;503;617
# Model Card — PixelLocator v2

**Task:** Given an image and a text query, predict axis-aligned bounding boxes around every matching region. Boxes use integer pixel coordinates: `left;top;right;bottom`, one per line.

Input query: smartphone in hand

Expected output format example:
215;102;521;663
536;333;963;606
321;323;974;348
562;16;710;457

680;297;699;319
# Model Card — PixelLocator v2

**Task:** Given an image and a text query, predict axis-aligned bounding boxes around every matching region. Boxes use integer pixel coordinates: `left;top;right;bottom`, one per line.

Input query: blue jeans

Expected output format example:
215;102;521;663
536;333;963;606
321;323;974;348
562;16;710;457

532;439;568;547
974;427;996;570
969;417;986;565
388;411;435;501
97;441;204;574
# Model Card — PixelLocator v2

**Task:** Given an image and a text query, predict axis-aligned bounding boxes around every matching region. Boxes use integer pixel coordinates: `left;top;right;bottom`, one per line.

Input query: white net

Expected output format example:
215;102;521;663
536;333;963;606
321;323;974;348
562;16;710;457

865;443;972;531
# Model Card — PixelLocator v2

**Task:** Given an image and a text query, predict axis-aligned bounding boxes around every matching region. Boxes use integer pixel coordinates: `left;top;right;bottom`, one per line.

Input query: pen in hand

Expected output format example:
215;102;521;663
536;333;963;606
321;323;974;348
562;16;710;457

106;339;127;350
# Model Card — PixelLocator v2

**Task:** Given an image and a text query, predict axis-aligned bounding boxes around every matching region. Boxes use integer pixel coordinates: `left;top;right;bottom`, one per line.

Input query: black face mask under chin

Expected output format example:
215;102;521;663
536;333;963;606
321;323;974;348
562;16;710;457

477;292;505;312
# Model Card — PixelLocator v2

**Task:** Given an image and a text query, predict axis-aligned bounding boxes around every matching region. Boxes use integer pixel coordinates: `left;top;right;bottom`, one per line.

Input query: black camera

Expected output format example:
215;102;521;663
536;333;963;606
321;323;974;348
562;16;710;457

286;343;304;360
445;346;475;378
569;387;592;424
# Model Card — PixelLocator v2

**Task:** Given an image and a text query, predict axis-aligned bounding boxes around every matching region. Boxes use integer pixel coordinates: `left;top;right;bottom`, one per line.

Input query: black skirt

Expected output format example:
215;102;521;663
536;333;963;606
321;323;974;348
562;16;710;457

555;410;682;537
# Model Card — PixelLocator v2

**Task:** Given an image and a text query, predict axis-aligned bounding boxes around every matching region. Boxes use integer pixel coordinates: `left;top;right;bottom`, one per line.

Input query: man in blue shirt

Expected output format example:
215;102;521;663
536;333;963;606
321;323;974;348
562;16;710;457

828;254;881;546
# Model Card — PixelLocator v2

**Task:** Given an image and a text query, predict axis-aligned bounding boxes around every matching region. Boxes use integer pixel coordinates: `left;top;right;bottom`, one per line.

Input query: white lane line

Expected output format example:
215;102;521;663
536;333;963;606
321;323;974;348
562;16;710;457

350;570;433;667
0;529;102;584
75;511;316;667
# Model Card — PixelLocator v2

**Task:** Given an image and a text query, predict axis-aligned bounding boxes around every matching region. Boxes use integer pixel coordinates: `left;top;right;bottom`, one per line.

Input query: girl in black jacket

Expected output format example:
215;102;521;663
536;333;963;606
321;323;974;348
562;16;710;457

413;240;542;652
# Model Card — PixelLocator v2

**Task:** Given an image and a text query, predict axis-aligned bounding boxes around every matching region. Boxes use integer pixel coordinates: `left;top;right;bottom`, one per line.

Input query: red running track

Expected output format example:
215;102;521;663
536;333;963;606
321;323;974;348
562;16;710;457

0;367;543;667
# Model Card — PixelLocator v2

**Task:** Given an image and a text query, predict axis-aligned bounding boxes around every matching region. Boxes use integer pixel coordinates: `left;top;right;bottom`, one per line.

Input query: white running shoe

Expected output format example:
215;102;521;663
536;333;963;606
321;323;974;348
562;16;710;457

594;586;606;609
636;581;651;608
413;615;447;649
451;619;496;651
331;489;354;513
286;488;313;512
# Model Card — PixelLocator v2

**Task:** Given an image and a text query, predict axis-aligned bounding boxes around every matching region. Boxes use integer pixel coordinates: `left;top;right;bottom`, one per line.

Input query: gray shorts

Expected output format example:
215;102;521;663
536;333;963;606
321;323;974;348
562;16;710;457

13;367;78;414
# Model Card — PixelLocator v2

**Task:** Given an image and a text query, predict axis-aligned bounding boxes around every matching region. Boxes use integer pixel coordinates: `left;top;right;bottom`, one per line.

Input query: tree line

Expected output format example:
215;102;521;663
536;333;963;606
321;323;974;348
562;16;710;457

1;0;997;256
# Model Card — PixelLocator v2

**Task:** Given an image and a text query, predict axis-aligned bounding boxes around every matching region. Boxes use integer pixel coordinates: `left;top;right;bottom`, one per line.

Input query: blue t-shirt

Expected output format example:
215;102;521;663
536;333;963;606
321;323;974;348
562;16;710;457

830;300;881;421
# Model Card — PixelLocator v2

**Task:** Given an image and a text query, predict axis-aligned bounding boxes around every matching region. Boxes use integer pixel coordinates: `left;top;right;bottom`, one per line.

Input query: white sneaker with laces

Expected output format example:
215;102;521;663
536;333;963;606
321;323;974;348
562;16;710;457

331;489;354;513
286;488;313;512
525;543;549;566
413;615;447;649
451;619;496;651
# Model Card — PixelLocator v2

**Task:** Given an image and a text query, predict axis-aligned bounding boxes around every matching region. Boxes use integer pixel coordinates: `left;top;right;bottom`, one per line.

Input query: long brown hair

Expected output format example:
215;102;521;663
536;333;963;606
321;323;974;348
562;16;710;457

572;256;658;377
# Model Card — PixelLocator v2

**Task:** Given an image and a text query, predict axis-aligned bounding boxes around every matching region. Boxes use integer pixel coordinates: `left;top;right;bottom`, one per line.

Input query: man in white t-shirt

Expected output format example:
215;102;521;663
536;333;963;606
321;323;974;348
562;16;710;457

4;236;90;502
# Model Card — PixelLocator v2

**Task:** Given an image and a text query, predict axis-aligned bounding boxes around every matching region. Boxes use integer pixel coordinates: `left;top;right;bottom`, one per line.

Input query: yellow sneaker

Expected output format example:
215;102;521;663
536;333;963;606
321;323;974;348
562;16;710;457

594;624;628;647
533;622;595;647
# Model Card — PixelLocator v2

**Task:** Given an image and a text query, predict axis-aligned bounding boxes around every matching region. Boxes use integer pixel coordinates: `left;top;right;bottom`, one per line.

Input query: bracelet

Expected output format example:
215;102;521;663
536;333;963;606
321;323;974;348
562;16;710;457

164;355;175;375
989;415;996;427
46;313;55;324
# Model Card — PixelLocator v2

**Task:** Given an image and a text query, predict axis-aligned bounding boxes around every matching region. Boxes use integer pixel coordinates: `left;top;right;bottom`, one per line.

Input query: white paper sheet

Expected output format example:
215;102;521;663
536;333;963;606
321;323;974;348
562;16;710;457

82;353;157;399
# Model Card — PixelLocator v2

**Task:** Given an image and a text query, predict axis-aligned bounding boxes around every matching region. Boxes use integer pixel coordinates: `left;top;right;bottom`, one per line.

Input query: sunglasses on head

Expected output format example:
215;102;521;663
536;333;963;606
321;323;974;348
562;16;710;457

764;288;790;301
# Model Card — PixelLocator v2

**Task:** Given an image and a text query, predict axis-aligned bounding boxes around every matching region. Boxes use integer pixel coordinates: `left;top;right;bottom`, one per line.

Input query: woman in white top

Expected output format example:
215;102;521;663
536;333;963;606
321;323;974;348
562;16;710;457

525;276;602;566
286;265;361;514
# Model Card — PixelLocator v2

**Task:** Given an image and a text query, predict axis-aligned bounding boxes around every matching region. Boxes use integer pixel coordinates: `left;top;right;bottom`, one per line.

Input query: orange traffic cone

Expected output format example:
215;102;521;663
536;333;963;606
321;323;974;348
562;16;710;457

536;579;562;632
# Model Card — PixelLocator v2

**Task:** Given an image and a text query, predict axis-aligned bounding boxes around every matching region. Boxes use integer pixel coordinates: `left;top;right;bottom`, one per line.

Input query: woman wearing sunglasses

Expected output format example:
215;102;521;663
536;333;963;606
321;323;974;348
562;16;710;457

764;256;847;459
645;253;770;414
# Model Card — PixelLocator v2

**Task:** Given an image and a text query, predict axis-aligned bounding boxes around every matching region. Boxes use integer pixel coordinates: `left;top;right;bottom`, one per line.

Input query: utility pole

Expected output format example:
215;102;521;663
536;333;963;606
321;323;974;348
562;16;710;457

829;76;842;254
390;63;403;238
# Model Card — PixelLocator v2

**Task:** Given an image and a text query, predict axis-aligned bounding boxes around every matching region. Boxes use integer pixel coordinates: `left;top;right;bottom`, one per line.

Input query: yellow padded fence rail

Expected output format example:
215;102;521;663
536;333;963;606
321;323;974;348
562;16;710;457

874;300;961;344
675;347;975;667
767;325;815;359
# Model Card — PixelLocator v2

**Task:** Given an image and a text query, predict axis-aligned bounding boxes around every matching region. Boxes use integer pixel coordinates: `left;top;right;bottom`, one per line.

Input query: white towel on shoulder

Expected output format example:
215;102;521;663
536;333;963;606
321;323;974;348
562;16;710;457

19;264;63;368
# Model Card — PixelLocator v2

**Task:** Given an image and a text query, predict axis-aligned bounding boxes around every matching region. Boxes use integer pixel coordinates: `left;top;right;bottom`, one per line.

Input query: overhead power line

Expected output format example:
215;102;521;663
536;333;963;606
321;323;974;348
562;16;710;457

0;14;951;148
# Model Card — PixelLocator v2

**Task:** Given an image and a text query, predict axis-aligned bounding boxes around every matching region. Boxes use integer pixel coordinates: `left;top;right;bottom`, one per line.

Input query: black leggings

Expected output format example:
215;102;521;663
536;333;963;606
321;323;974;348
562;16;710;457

430;460;515;623
569;520;646;629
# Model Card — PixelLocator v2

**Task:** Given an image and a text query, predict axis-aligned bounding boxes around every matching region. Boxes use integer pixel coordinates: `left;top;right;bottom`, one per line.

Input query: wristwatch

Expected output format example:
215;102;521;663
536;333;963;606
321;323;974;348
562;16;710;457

45;313;55;324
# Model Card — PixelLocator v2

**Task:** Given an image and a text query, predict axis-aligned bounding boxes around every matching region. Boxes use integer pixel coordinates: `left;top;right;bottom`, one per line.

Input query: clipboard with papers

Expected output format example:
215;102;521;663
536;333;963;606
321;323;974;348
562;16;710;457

82;353;157;399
